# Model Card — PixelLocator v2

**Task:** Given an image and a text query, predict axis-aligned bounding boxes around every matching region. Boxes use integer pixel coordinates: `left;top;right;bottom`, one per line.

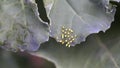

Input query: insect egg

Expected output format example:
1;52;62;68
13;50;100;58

58;26;76;47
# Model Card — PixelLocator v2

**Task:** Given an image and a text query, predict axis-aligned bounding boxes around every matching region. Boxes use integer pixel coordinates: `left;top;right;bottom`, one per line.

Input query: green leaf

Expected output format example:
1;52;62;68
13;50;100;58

32;26;120;68
43;0;117;47
0;0;49;51
32;0;120;68
31;0;120;68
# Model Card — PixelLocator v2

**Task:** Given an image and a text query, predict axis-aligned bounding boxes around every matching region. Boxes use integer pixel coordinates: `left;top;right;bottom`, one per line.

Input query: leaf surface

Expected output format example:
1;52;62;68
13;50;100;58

0;0;49;51
33;26;120;68
44;0;117;47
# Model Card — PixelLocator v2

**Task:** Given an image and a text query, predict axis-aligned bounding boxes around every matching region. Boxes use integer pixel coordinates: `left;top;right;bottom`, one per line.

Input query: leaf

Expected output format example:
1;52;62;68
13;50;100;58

31;1;120;68
32;23;120;68
43;0;117;47
0;0;49;51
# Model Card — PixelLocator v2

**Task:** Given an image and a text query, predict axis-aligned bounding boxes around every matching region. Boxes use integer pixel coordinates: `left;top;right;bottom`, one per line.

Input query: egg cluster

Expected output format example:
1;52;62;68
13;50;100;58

58;26;77;47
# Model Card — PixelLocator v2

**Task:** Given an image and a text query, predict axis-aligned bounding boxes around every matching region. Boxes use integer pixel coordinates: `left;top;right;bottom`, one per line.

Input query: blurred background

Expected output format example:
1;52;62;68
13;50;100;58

0;48;56;68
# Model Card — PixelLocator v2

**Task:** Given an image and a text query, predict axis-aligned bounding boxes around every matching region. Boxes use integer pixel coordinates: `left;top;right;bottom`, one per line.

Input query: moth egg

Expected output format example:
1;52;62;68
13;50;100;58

61;34;64;39
70;29;73;32
68;45;71;47
67;35;70;38
65;29;68;31
72;38;75;41
64;31;67;34
69;40;73;43
66;43;69;46
65;40;68;42
64;35;67;37
59;40;62;42
62;41;64;44
62;30;65;32
71;36;74;38
67;32;70;35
